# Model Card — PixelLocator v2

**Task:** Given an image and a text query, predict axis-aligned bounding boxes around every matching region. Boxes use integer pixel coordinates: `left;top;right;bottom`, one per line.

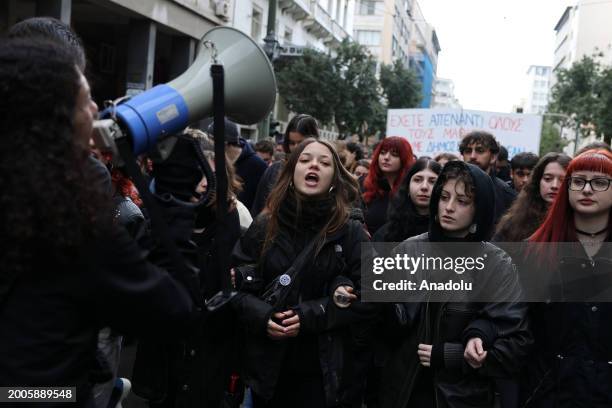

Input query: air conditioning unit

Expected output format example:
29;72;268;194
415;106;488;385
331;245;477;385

214;0;230;20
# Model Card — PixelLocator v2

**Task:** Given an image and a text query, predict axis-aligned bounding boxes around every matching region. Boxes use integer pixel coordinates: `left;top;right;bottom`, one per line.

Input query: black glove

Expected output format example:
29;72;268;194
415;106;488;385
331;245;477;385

152;136;203;202
146;196;204;315
147;197;198;272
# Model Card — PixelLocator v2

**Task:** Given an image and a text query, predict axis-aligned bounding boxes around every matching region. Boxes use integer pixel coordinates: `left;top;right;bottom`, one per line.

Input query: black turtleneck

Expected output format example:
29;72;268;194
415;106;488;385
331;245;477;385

278;189;334;240
374;212;430;242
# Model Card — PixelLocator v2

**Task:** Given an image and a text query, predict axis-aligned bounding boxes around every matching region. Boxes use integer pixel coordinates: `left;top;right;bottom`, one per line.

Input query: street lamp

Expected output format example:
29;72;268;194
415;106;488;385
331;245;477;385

263;0;280;62
258;0;280;141
543;112;581;154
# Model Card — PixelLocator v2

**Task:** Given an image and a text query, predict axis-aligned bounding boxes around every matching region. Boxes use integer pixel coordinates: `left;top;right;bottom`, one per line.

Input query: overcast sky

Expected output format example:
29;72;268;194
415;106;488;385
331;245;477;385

419;0;575;113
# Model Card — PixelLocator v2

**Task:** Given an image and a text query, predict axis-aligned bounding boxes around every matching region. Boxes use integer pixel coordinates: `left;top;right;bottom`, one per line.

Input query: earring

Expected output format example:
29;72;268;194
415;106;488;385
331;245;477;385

329;185;335;193
468;224;477;234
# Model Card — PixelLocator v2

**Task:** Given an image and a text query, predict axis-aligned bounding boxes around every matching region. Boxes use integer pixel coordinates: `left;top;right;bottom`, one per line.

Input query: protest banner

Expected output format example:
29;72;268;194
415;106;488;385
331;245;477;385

386;108;542;158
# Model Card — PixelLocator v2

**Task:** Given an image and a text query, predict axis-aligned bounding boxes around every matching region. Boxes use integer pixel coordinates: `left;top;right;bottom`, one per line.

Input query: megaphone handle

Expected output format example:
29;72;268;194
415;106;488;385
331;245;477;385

210;63;233;295
115;138;204;309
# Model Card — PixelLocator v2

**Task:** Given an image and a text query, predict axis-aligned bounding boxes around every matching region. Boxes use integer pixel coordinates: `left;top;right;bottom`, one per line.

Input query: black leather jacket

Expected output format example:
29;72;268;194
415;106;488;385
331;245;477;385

379;233;532;408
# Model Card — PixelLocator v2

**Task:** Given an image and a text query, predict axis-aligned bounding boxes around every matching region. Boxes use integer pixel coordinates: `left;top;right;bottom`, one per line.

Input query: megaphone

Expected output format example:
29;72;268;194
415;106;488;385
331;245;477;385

93;26;277;156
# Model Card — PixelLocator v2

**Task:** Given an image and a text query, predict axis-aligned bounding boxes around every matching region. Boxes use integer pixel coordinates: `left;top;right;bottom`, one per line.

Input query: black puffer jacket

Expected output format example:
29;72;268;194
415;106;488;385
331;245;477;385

379;162;532;408
231;204;375;406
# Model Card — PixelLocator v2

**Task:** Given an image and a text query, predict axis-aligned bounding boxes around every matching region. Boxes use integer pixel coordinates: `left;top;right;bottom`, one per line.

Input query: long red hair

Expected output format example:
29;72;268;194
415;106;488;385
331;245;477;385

529;149;612;243
363;136;415;204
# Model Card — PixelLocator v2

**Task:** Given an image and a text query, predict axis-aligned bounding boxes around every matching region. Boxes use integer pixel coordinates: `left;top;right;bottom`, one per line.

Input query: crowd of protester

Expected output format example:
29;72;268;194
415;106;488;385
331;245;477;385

1;16;612;408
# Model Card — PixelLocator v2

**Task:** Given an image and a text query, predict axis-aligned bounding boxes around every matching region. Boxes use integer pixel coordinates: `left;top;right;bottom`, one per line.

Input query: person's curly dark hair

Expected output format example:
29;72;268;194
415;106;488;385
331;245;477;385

0;39;111;279
8;17;86;71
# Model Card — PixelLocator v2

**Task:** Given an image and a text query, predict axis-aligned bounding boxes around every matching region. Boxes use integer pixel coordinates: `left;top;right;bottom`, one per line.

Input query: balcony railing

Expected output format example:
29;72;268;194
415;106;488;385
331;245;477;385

279;0;311;21
331;20;349;43
304;1;333;39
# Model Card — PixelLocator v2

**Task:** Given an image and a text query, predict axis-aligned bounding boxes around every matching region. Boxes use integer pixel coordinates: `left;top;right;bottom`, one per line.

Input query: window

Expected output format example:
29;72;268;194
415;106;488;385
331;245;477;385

357;0;376;15
284;27;293;44
356;30;381;46
392;36;399;57
251;7;262;39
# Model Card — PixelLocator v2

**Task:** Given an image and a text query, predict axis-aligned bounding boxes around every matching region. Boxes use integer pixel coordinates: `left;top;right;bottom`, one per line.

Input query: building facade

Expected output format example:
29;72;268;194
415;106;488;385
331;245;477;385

523;65;551;114
1;0;351;139
352;0;440;108
432;78;460;109
553;1;612;82
408;0;439;108
552;1;612;154
234;0;353;52
233;0;354;139
352;0;411;66
1;0;228;106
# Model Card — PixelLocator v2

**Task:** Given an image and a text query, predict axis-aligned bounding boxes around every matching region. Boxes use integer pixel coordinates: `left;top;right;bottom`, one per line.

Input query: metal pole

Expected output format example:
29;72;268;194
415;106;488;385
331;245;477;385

263;0;279;62
543;112;578;154
259;0;278;140
573;120;581;154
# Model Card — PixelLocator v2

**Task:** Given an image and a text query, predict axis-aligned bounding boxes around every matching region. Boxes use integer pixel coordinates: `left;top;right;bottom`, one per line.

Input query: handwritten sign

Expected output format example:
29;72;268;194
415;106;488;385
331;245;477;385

386;108;542;158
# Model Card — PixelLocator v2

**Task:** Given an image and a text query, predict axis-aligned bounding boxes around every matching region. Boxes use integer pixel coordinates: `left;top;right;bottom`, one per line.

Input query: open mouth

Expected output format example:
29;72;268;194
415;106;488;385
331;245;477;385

305;172;320;187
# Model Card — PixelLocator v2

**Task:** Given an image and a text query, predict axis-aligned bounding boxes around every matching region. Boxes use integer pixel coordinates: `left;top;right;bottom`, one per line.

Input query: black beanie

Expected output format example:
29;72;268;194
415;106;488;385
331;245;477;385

207;118;240;144
153;137;203;201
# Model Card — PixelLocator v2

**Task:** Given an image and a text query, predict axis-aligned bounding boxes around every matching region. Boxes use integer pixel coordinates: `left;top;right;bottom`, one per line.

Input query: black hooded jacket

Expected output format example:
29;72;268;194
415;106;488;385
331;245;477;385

492;175;517;224
379;162;532;408
428;162;497;243
234;139;268;211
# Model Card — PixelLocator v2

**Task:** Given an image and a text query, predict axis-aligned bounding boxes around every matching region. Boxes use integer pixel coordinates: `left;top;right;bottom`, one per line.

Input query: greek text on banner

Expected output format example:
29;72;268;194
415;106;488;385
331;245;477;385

386;108;542;158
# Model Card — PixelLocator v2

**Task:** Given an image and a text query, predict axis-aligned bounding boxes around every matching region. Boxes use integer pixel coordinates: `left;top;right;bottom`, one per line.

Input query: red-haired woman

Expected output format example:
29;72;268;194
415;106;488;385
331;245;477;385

362;136;415;235
522;150;612;407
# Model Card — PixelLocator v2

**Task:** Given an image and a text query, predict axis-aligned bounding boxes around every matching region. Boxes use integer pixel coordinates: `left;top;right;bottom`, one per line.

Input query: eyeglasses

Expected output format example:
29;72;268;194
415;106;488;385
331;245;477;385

568;177;612;192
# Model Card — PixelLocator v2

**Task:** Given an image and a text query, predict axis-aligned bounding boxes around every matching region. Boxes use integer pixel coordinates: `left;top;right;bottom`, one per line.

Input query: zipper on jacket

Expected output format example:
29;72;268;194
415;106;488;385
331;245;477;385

398;297;431;408
432;303;446;408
